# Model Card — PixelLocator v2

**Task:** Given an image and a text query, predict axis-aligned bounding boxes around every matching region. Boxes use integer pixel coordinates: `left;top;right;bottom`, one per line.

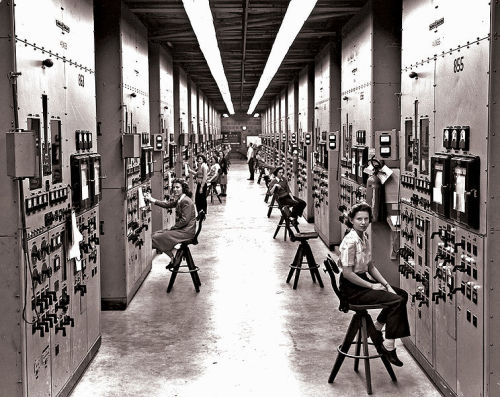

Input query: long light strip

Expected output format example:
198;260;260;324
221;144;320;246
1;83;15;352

247;0;317;114
183;0;235;114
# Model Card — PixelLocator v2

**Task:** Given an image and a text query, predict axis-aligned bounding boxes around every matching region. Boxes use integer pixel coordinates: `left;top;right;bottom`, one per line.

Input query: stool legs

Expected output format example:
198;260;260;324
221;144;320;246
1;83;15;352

304;242;324;287
267;195;276;217
329;311;397;394
273;215;287;240
286;244;303;285
329;314;361;383
354;329;362;372
360;315;373;394
166;246;201;293
166;252;182;293
286;241;323;289
273;215;297;241
185;247;201;291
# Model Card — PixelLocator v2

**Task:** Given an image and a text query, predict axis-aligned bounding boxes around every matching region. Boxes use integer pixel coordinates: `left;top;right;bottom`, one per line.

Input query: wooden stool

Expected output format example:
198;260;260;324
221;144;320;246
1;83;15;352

207;182;222;204
266;192;280;217
273;207;300;241
323;256;397;395
286;230;324;289
166;211;205;293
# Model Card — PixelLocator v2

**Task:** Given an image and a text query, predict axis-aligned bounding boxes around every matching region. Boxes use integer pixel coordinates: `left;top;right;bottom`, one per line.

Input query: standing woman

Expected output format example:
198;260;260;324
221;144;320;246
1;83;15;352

144;179;196;268
187;154;208;214
206;155;221;196
338;202;410;367
218;151;228;196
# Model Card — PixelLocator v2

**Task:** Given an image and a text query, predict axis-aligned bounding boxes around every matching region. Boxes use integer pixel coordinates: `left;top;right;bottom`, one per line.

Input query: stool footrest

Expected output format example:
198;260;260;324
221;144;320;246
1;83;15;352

289;263;319;271
169;264;200;274
337;344;382;360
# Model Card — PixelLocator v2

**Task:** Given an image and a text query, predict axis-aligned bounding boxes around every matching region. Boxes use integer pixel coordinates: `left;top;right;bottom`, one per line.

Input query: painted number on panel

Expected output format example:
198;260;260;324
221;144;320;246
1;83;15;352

78;74;85;87
453;56;464;73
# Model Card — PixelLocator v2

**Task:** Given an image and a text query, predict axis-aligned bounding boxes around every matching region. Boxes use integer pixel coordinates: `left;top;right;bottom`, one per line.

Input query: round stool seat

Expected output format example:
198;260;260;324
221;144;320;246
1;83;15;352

291;231;319;241
181;238;198;246
349;303;391;311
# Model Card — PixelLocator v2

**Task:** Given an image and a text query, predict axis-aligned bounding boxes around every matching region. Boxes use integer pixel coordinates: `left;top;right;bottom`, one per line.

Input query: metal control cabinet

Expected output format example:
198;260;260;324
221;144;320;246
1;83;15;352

399;1;498;396
339;0;401;282
148;43;176;232
312;42;342;249
286;81;299;196
297;65;315;222
0;1;101;396
174;67;190;180
95;0;153;310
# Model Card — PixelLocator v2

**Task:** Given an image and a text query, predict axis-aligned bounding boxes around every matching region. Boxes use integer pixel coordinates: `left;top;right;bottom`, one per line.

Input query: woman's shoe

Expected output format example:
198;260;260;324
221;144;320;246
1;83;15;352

165;261;175;270
376;344;404;367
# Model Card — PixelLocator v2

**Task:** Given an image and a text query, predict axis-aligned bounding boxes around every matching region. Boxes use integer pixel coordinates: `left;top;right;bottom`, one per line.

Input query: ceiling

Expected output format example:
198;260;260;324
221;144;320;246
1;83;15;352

124;0;368;114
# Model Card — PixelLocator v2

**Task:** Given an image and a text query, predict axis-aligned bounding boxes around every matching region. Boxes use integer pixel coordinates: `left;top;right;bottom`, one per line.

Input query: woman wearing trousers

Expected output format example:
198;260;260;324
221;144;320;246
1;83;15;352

338;202;410;367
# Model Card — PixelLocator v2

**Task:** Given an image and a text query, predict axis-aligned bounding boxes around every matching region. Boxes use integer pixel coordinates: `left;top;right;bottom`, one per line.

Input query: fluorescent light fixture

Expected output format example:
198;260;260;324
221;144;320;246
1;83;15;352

183;0;235;114
247;0;317;114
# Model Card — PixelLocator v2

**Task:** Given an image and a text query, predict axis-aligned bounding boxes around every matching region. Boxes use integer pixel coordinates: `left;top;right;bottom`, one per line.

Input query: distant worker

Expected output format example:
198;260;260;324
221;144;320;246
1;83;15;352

186;154;208;214
206;156;221;196
218;153;229;197
144;179;196;269
247;142;255;180
267;166;306;225
338;202;410;367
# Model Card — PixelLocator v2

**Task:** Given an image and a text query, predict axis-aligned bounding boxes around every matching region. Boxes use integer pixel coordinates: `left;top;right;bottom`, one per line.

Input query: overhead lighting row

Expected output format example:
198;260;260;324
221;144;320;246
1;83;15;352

183;0;317;116
247;0;318;114
182;0;235;114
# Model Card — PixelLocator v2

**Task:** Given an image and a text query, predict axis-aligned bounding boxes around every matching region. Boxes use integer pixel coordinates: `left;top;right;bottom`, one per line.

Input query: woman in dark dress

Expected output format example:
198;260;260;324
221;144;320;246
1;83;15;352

144;179;196;268
187;155;208;214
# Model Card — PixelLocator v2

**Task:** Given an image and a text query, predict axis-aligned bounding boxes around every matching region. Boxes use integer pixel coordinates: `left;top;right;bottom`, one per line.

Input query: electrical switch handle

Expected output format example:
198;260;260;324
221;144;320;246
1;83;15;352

448;284;465;297
34;324;45;338
55;324;66;337
63;315;75;327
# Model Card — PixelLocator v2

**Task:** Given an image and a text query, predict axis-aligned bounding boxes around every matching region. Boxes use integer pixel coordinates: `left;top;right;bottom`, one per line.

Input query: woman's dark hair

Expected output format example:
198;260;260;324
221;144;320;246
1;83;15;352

197;154;207;163
272;166;284;176
348;202;373;223
172;178;192;198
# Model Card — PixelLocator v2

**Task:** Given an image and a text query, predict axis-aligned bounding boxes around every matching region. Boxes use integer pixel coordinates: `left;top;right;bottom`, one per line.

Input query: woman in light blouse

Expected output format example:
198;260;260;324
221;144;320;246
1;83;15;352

339;202;410;367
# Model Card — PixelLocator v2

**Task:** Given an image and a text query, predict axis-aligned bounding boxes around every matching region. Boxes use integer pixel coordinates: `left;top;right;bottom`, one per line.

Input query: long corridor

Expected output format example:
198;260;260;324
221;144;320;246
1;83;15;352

71;161;440;397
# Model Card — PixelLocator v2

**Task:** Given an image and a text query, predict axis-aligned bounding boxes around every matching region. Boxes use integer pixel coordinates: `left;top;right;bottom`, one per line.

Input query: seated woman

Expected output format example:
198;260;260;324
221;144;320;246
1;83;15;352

339;202;410;367
144;179;197;269
267;166;306;225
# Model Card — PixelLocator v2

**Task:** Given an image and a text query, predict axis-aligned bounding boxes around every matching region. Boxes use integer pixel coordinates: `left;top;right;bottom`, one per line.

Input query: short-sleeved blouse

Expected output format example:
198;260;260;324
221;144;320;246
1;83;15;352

338;229;371;274
195;163;208;184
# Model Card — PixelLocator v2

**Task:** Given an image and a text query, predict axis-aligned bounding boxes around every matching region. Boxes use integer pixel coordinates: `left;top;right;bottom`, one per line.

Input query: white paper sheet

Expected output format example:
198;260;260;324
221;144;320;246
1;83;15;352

433;171;443;204
81;169;89;200
454;171;466;213
377;165;393;185
138;187;146;208
68;210;83;271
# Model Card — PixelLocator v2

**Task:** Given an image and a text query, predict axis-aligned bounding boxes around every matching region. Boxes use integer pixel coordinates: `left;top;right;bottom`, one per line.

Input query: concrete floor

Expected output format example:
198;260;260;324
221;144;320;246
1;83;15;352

70;160;442;397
